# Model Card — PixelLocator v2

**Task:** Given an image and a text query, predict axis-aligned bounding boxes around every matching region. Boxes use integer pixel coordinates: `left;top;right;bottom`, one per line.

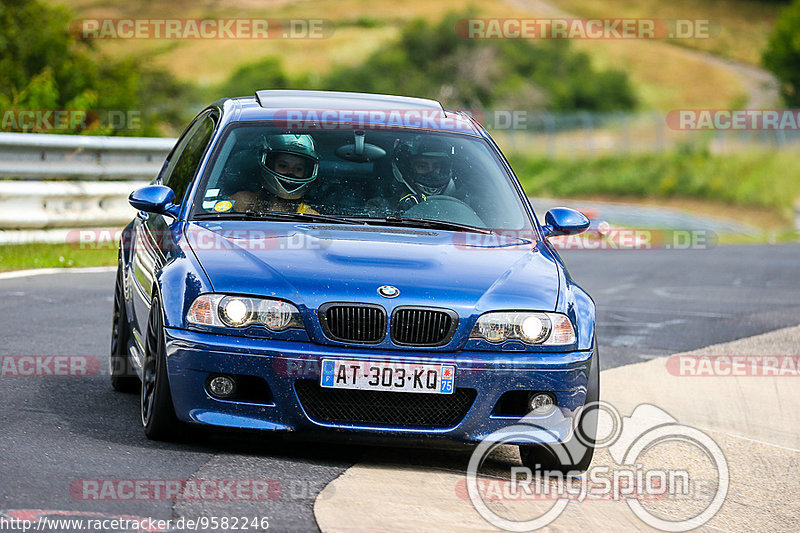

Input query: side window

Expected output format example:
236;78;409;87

162;114;216;205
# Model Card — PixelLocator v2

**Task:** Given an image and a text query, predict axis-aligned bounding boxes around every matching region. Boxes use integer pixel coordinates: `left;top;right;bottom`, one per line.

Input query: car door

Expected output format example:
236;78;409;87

129;111;217;359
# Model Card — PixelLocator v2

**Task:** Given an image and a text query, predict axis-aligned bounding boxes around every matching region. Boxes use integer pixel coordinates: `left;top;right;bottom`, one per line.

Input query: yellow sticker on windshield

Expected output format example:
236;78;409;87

214;200;233;212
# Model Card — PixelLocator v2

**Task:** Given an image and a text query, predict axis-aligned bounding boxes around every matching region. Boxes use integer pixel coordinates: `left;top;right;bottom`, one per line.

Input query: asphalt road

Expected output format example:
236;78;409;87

1;244;799;531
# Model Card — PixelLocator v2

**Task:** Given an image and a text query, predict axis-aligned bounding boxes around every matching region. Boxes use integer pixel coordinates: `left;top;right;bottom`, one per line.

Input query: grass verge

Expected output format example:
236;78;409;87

509;148;800;235
0;242;117;272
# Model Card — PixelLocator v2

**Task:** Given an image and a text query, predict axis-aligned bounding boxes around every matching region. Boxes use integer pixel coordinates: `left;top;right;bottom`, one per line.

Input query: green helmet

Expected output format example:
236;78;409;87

259;134;319;199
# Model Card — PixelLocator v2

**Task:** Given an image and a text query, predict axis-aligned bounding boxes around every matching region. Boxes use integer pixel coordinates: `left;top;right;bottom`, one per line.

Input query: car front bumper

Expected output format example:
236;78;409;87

164;327;595;445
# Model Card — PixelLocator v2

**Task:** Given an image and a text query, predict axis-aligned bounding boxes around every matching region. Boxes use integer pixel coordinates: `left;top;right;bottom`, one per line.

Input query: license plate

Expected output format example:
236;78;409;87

320;359;455;394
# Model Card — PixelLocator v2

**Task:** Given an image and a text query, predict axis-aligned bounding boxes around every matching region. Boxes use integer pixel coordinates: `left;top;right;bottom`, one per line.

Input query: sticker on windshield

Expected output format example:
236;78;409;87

213;200;233;212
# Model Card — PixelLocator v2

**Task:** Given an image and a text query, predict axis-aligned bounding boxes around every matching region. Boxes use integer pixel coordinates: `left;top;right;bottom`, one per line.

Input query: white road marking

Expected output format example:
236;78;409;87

603;306;733;318
598;282;636;295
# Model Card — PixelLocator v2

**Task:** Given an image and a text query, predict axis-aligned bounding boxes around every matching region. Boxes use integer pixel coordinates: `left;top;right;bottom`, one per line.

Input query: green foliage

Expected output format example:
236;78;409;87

215;57;290;98
339;16;386;29
509;149;800;220
211;10;638;115
0;0;195;135
763;0;800;106
319;12;636;110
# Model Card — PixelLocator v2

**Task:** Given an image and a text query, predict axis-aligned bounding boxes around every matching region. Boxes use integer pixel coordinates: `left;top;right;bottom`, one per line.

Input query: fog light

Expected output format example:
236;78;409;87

208;375;236;399
528;393;555;415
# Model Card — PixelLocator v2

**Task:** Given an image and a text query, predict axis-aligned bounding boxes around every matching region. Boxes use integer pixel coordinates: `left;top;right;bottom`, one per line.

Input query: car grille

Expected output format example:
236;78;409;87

294;380;476;428
319;304;458;346
391;307;457;346
320;304;387;343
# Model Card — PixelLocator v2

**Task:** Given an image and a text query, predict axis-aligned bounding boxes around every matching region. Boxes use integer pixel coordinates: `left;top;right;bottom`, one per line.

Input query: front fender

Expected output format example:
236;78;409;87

153;224;214;330
568;283;596;351
544;243;596;352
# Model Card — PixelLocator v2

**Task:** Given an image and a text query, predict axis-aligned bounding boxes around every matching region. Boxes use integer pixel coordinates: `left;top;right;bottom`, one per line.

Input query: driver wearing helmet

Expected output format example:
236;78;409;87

391;136;461;210
229;134;320;214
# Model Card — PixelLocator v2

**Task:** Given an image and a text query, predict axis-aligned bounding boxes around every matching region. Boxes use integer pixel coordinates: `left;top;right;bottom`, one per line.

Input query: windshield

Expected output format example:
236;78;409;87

191;124;532;231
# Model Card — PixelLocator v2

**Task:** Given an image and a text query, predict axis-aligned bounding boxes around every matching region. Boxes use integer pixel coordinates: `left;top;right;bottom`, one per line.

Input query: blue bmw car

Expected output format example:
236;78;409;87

112;90;598;471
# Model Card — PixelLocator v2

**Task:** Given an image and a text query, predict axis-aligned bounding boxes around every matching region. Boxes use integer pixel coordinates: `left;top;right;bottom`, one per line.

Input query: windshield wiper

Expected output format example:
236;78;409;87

193;211;491;233
193;210;364;225
356;215;493;234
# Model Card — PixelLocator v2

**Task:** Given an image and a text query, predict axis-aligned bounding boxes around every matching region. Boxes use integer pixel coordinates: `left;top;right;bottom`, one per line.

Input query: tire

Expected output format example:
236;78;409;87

110;263;139;393
140;296;182;441
519;338;599;474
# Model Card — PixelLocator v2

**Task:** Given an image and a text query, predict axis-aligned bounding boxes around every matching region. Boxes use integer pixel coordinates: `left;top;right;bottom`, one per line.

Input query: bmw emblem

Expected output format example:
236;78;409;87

378;285;400;298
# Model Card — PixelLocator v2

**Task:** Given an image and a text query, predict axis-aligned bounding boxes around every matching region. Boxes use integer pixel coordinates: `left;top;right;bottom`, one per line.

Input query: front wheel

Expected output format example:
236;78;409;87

110;263;139;393
140;296;182;441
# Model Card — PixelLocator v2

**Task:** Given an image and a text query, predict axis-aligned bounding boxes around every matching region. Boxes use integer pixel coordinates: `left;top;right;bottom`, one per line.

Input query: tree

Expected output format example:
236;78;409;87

0;0;193;135
215;57;290;98
763;0;800;106
320;12;636;111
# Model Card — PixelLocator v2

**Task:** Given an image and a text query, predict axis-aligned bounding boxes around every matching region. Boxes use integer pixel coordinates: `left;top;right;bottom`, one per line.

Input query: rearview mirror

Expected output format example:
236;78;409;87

543;207;590;237
129;185;180;218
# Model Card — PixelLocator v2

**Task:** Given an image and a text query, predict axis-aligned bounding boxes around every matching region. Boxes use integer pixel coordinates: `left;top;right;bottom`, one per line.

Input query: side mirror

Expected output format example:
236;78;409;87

543;207;590;237
129;185;180;218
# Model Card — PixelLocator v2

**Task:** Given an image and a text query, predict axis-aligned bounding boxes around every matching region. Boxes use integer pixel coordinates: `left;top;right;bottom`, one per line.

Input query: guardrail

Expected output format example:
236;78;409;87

1;131;797;242
0;132;174;180
0;132;175;233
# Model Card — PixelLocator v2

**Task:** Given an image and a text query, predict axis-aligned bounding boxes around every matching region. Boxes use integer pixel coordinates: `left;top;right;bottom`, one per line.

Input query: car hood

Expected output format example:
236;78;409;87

186;221;560;313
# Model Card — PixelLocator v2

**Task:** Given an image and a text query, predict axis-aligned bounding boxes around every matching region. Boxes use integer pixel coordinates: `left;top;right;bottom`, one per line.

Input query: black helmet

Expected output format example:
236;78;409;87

259;134;319;199
392;135;454;195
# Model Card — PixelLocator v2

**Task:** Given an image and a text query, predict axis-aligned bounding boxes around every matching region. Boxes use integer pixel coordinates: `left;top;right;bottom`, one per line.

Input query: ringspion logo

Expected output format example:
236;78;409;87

466;402;728;531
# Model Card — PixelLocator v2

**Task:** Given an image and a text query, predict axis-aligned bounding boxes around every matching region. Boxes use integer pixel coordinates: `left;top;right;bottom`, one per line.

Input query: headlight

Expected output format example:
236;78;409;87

187;294;303;331
470;312;575;345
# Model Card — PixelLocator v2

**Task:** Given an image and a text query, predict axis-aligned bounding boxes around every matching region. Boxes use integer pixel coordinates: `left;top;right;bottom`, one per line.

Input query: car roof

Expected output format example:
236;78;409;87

219;90;481;135
255;89;445;111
